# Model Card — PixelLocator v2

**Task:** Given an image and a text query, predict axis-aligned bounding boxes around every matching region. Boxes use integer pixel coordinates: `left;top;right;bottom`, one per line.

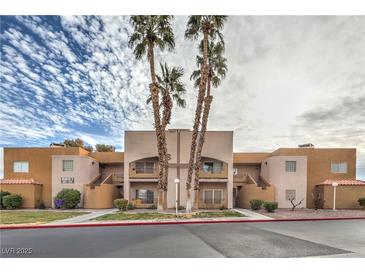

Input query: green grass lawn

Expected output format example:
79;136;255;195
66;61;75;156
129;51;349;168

93;210;245;221
0;211;88;225
193;210;244;218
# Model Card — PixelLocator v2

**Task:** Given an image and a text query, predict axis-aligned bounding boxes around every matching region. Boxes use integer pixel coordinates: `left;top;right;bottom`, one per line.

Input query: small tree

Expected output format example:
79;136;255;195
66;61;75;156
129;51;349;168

95;144;115;152
312;189;325;210
358;197;365;209
63;138;84;148
63;138;94;152
288;197;304;211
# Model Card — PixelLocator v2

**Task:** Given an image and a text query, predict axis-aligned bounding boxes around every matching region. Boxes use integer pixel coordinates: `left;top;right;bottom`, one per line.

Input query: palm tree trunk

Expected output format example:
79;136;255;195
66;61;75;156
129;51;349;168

185;31;210;213
148;42;168;210
161;93;172;209
193;77;213;209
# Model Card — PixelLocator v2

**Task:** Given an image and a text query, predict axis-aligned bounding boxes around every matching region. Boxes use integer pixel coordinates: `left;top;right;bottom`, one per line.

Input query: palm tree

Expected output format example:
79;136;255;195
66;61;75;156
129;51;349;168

147;62;187;131
191;41;227;209
184;15;227;212
129;16;175;210
146;62;186;206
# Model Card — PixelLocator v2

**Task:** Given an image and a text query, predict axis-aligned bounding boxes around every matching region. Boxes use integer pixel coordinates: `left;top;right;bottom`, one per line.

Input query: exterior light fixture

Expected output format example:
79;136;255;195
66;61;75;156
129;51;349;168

332;182;338;211
174;178;180;215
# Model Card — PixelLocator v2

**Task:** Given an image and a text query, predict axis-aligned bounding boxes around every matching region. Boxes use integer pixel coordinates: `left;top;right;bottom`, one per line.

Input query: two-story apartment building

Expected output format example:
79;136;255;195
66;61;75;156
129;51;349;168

1;129;364;209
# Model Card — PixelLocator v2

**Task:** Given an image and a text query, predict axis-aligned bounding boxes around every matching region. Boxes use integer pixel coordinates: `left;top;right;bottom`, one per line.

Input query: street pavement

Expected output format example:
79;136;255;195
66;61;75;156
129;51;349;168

1;219;364;258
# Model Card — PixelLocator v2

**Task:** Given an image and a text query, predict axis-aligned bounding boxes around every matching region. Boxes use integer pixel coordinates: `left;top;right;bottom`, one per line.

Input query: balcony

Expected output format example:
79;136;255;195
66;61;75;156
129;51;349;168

199;158;228;179
129;157;159;179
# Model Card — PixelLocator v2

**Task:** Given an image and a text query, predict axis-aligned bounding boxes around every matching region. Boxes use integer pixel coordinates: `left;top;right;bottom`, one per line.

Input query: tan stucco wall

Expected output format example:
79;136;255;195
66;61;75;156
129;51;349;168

52;155;99;207
317;185;365;209
3;147;88;207
0;184;42;208
124;130;233;208
235;184;275;208
271;148;356;208
261;155;307;208
84;184;121;209
90;152;124;163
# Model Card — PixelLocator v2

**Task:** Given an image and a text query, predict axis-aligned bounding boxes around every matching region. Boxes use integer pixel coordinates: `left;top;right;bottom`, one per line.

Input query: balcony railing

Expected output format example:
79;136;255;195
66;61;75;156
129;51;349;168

199;162;228;179
129;162;158;178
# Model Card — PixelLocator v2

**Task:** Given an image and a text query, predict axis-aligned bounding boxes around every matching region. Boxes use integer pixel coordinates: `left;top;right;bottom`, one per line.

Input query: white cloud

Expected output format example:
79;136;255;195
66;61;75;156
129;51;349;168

1;16;364;179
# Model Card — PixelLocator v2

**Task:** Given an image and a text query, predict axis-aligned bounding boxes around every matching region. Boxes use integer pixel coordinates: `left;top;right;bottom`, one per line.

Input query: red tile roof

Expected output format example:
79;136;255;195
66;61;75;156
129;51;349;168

0;179;42;185
318;179;365;186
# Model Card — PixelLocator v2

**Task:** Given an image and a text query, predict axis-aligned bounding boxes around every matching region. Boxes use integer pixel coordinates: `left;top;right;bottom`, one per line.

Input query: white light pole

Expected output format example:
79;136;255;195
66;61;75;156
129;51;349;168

174;178;180;215
332;182;338;211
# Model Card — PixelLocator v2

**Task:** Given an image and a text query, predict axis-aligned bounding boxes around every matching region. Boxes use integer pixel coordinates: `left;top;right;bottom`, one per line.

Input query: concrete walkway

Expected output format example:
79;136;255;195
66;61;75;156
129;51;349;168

233;208;272;220
51;209;118;224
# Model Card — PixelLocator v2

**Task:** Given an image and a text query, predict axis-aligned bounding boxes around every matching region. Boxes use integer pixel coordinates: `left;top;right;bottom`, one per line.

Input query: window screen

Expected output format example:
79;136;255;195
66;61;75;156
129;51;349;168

285;189;296;200
204;189;223;204
63;160;73;171
136;189;154;203
204;190;213;204
285;161;296;172
213;190;223;204
331;162;347;173
13;161;29;173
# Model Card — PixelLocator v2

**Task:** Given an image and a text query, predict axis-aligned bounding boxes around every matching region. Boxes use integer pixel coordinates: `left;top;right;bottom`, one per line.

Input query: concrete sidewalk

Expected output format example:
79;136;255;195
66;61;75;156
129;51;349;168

233;208;272;220
50;209;118;224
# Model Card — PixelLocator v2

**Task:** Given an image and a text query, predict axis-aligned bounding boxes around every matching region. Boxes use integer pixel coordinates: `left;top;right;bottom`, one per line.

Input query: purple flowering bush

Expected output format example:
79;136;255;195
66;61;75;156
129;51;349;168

54;198;65;209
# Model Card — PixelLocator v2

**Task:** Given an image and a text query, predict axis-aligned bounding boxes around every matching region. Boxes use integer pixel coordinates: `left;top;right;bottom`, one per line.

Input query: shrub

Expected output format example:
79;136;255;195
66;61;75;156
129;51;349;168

127;203;135;210
219;205;227;210
0;191;11;209
358;197;365;208
2;194;22;209
114;199;128;211
250;199;264;210
36;201;46;209
263;201;278;212
55;189;81;209
312;190;325;210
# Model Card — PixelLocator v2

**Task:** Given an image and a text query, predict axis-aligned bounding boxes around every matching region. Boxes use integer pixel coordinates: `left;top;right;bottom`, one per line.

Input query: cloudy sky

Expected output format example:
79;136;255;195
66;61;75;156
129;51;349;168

0;16;364;179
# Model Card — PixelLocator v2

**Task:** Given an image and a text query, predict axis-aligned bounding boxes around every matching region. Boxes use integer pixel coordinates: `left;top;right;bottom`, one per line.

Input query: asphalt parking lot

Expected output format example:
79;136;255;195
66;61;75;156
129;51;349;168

1;219;364;258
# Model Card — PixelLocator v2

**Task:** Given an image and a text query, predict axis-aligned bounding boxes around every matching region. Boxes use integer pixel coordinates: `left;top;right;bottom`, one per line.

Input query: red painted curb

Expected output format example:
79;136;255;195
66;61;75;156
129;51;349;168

1;217;365;230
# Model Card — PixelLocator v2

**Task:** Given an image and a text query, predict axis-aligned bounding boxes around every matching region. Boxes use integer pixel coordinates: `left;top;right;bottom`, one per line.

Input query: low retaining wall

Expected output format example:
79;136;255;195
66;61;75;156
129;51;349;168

236;183;275;208
84;184;120;209
317;185;365;209
0;184;43;208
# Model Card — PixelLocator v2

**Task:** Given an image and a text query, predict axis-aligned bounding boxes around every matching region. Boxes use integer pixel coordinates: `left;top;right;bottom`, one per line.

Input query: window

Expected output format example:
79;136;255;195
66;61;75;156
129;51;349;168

203;162;214;173
61;177;75;184
203;189;223;204
331;162;347;174
285;189;296;200
285;161;296;172
13;161;29;173
63;160;73;171
136;161;155;174
203;161;223;174
233;168;238;175
136;189;154;203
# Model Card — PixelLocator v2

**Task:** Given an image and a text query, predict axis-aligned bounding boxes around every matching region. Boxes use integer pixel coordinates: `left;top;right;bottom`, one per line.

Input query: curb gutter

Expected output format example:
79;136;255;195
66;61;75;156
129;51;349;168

1;216;365;230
